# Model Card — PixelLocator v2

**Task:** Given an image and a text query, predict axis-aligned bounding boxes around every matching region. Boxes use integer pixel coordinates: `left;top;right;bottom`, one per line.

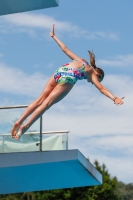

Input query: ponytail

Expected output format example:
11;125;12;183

88;50;104;81
88;50;97;69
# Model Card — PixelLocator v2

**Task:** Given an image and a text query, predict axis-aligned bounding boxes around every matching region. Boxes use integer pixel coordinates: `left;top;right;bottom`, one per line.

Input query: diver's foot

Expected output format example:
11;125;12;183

15;125;27;140
11;121;21;138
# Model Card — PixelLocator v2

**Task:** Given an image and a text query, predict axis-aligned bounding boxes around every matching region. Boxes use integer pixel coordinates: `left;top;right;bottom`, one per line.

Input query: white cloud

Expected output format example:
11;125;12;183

3;13;69;30
85;135;133;153
0;63;48;97
0;13;119;41
89;153;133;183
97;54;133;68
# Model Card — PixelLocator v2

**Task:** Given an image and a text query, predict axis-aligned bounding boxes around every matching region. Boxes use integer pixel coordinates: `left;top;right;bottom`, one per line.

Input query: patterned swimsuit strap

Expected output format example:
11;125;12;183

73;59;89;66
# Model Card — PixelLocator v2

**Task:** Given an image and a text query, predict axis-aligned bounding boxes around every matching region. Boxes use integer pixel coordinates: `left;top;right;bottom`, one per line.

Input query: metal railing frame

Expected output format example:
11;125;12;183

0;105;69;151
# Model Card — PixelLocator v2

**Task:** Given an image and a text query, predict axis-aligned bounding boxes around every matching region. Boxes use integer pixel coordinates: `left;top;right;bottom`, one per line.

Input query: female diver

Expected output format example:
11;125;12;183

11;24;124;139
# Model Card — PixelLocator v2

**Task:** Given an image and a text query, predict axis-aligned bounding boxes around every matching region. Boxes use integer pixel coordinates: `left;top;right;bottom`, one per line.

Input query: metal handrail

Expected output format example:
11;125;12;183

0;105;69;150
0;105;28;109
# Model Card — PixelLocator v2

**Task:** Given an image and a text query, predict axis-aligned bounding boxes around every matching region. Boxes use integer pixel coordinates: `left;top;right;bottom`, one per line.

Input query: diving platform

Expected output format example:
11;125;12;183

0;105;102;194
0;150;102;194
0;0;59;16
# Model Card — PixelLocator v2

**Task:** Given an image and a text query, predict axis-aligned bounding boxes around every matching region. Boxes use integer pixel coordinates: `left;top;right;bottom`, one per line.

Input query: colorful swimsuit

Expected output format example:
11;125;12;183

54;59;89;84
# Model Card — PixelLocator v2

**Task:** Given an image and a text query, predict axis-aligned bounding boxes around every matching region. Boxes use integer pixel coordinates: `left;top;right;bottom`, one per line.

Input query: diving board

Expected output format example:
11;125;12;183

0;0;59;16
0;150;102;194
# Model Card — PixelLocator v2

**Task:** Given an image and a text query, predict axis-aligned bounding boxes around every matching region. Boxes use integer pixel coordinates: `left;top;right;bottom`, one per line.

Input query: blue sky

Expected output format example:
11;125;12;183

0;0;133;184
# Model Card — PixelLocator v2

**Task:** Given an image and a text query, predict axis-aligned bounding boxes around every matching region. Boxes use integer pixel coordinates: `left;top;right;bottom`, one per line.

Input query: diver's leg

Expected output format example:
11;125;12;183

15;83;74;139
11;75;56;138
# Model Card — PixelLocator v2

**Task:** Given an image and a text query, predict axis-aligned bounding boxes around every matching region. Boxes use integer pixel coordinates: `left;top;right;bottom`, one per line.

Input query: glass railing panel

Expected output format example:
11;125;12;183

41;133;68;151
0;108;40;153
0;106;69;153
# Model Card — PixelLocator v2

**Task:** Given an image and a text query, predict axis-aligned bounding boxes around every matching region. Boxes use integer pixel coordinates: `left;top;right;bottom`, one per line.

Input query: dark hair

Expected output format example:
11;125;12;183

88;50;104;82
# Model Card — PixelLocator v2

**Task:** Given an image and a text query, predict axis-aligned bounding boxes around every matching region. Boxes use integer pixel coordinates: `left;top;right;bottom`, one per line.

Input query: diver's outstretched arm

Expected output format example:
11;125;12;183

50;24;80;60
91;73;124;105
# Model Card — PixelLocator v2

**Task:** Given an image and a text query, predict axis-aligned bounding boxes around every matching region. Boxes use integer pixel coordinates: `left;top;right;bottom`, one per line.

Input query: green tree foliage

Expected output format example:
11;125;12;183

116;182;133;200
87;160;119;200
0;160;122;200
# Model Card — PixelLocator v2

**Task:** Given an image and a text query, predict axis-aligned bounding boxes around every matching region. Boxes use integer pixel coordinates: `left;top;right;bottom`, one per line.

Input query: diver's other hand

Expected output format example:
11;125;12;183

50;24;55;38
113;97;124;105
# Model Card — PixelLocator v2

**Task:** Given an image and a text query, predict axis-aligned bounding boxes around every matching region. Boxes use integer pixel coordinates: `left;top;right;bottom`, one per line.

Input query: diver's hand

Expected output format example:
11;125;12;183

113;97;124;105
50;24;55;38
